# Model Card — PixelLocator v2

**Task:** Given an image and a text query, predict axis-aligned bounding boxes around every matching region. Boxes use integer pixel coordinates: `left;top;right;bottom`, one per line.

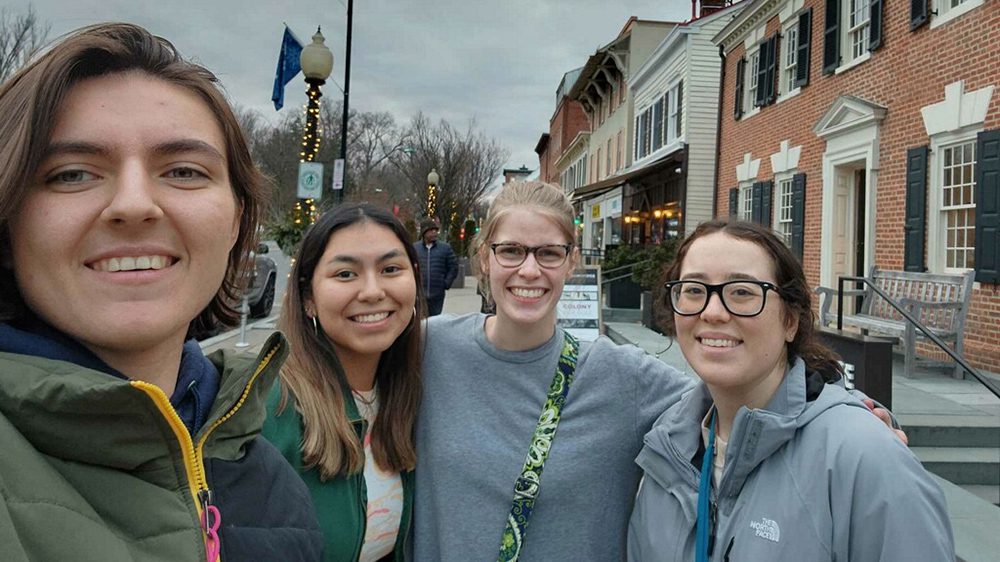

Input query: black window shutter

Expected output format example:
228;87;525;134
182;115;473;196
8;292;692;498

869;0;884;51
754;41;768;107
795;9;812;88
974;130;1000;283
823;0;840;74
734;57;745;120
791;173;807;260
911;0;929;30
729;187;740;217
904;146;928;272
764;35;779;105
761;180;774;227
751;181;764;222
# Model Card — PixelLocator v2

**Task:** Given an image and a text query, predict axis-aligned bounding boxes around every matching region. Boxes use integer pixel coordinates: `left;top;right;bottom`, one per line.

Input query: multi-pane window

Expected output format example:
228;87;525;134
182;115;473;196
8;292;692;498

784;26;798;93
616;130;623;171
668;80;683;140
740;184;754;221
652;98;664;150
606;138;613;176
941;141;977;269
746;50;761;113
848;0;871;61
776;177;794;244
560;154;588;192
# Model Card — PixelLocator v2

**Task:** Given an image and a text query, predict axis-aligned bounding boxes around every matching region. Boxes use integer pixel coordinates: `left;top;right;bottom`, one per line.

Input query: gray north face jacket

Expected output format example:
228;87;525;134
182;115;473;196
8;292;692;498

627;358;954;562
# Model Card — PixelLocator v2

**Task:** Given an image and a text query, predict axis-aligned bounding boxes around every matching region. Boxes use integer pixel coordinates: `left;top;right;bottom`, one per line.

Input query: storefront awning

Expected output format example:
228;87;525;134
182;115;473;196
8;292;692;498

570;150;684;202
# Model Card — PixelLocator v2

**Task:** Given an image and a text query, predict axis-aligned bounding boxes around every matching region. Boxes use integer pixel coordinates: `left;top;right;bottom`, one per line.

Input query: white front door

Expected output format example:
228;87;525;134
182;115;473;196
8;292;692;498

830;169;858;314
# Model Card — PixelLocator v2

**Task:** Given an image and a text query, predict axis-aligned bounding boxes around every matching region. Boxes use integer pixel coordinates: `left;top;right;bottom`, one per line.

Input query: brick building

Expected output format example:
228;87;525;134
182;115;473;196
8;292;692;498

714;0;999;370
535;68;591;187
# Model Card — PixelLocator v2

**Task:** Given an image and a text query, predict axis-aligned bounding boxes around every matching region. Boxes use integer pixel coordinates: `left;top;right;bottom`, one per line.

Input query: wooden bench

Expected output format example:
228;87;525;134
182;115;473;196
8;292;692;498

815;267;974;379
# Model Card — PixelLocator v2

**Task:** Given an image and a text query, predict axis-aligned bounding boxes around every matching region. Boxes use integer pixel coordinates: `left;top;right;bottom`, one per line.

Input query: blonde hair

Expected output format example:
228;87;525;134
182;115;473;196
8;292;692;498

470;181;577;304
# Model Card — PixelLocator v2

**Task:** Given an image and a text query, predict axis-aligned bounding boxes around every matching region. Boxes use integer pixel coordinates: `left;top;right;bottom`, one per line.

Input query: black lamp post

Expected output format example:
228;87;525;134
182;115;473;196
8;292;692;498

295;27;333;222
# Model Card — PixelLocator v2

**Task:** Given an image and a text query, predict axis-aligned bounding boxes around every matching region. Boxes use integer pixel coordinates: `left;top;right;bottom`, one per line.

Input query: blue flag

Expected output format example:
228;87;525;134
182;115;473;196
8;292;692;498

271;26;303;111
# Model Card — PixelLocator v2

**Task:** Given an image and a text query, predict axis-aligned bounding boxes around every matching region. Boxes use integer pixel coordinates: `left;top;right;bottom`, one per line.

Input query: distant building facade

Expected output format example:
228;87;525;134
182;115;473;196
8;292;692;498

713;0;999;370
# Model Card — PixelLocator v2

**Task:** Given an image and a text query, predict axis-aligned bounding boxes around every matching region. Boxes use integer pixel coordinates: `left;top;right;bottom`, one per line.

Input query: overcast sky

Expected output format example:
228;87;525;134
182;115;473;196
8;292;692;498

26;0;691;180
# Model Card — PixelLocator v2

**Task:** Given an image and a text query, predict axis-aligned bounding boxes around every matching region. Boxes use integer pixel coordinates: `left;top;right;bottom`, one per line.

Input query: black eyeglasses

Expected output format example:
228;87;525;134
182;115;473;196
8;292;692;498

489;242;573;269
664;280;782;317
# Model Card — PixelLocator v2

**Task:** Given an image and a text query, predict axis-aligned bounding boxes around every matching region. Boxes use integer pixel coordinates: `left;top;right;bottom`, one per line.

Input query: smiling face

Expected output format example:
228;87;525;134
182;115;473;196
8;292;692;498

7;72;239;376
674;232;797;405
306;221;417;368
483;207;576;334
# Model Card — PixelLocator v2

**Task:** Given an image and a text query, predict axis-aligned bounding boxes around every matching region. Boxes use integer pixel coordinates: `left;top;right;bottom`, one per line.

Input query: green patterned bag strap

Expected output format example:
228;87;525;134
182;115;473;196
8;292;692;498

497;331;580;562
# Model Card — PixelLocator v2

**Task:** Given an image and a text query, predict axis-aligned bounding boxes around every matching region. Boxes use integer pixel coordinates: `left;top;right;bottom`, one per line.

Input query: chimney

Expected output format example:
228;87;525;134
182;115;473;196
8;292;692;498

696;0;730;19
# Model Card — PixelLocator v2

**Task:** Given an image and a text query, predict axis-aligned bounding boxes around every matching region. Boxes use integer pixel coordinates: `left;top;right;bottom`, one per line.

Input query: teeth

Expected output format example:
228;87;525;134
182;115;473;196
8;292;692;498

94;255;171;272
511;288;545;298
701;338;740;348
353;312;390;323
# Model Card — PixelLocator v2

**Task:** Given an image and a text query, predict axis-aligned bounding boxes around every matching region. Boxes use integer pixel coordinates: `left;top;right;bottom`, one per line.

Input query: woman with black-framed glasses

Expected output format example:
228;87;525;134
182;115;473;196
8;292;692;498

628;220;953;562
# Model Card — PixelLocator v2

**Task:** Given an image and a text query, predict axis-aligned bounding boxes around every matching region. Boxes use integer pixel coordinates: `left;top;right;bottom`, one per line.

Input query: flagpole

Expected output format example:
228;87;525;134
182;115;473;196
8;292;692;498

338;0;354;203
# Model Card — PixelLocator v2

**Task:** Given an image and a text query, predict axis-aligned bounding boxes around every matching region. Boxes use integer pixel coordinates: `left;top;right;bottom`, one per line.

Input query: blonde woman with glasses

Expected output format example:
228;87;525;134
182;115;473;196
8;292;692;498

412;182;906;562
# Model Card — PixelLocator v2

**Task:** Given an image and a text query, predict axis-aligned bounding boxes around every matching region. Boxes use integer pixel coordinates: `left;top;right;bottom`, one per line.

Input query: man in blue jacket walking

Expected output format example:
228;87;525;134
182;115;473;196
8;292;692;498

414;219;458;316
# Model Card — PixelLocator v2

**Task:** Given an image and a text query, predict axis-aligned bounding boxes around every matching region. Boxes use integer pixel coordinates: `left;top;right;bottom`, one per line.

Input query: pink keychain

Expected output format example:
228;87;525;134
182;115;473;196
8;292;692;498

201;504;222;562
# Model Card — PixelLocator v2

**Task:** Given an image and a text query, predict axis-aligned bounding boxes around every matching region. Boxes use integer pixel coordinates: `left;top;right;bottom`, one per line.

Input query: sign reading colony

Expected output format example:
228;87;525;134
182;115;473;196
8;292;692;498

557;267;601;342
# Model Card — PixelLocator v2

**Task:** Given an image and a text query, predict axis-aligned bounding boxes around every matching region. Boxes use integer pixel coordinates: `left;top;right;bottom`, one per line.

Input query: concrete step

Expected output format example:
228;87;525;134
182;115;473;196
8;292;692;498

899;414;1000;448
912;447;1000;485
960;485;1000;506
602;307;641;323
936;476;1000;562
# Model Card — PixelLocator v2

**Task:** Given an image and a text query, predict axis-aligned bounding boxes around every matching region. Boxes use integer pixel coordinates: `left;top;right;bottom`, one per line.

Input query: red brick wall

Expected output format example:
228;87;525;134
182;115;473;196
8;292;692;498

716;1;1000;371
543;97;591;185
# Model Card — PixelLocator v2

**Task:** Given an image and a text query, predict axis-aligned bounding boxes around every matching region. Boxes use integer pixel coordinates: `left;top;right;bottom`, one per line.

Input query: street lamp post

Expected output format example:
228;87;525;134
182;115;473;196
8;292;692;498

296;28;333;224
426;168;440;219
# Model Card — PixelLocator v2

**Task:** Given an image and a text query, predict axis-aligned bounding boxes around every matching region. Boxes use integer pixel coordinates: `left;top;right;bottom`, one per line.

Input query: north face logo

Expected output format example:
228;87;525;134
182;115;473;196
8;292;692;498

749;517;780;542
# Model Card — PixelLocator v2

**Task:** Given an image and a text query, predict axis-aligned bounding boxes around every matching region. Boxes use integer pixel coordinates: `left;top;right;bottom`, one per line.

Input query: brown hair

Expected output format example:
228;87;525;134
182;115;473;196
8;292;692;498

469;181;577;304
0;23;265;332
277;203;424;478
658;219;842;380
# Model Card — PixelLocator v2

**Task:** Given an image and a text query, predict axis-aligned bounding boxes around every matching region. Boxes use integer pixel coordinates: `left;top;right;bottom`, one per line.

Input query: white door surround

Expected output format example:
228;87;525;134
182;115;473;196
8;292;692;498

813;96;886;292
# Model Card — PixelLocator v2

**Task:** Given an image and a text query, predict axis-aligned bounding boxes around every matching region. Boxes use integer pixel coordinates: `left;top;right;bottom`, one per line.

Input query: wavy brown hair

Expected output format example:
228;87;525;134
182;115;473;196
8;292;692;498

0;23;265;333
657;219;843;381
277;203;424;478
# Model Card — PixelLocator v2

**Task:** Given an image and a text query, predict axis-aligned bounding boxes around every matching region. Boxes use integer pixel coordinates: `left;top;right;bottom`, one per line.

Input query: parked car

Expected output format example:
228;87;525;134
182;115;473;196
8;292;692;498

246;243;277;318
191;243;276;341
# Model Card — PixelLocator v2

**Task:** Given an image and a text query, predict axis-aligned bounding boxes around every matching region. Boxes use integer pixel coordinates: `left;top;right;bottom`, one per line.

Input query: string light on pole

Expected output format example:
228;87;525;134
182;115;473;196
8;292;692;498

426;168;440;218
297;27;333;224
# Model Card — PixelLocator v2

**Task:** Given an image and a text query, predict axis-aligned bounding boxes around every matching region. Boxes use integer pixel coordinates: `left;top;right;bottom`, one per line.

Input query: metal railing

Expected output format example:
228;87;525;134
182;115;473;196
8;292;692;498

836;275;1000;399
600;259;651;285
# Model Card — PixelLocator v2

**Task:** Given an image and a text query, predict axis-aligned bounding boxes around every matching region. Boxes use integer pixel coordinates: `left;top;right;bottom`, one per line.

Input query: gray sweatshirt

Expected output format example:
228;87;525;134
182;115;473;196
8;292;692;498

412;313;696;561
628;358;954;562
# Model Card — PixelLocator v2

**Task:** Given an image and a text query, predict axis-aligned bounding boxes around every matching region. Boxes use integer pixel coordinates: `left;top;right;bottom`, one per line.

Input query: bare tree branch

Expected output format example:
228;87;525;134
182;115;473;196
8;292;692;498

0;5;50;83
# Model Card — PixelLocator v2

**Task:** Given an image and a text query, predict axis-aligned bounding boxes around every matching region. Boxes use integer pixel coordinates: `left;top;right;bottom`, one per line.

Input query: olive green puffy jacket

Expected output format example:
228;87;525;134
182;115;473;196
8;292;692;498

0;332;323;561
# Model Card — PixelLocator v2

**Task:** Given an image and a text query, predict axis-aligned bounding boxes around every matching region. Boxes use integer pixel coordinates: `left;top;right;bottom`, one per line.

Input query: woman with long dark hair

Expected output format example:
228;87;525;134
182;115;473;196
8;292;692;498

263;203;423;562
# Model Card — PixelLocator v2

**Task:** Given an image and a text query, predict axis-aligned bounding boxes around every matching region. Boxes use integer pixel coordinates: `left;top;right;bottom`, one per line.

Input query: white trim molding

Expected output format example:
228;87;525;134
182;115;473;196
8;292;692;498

736;152;762;183
921;80;995;137
816;96;886;290
813;94;888;141
770;139;803;174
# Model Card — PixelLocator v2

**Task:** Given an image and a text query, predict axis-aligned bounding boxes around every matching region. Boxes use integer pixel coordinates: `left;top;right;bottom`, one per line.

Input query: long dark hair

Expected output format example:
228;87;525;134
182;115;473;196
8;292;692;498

277;203;424;478
658;219;842;380
0;23;265;331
